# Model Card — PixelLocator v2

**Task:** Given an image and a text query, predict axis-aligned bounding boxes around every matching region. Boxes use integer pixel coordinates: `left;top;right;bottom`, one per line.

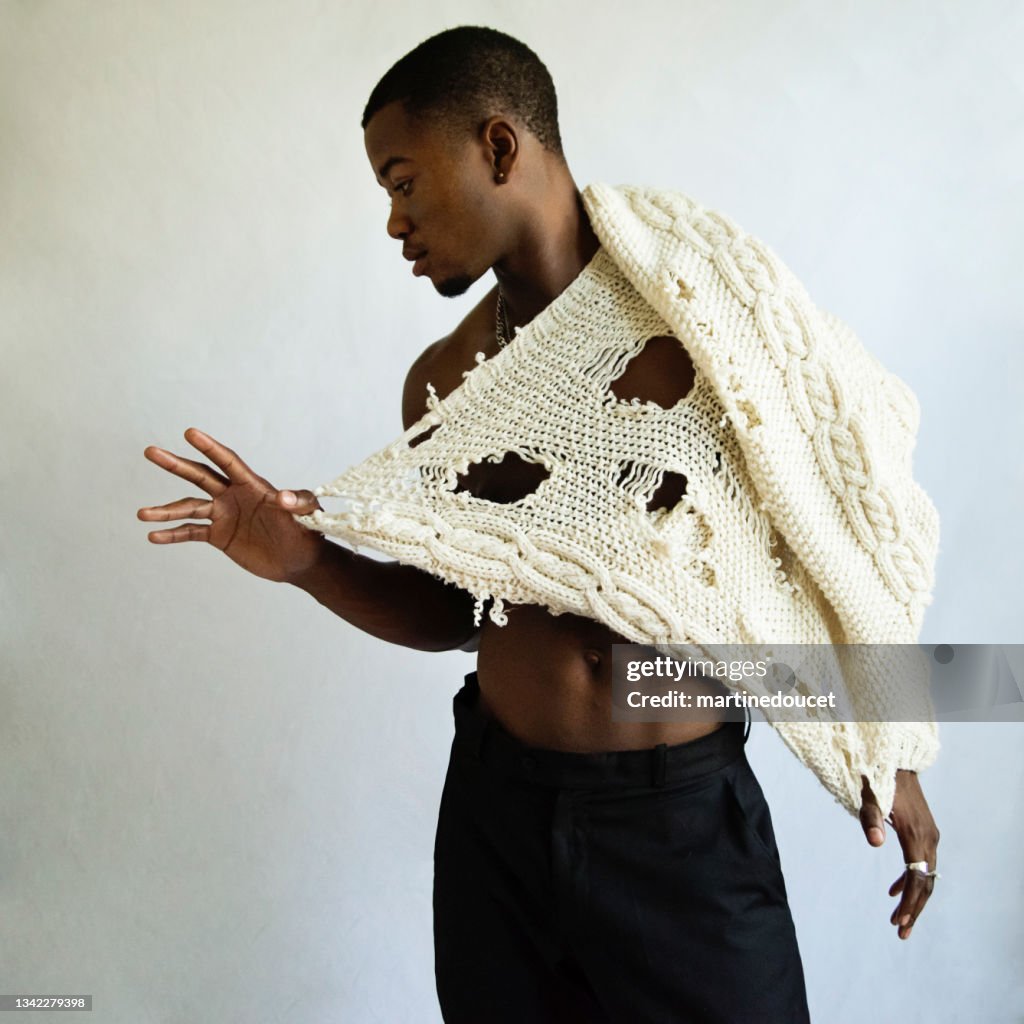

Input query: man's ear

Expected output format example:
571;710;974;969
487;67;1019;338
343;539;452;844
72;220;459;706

480;116;519;180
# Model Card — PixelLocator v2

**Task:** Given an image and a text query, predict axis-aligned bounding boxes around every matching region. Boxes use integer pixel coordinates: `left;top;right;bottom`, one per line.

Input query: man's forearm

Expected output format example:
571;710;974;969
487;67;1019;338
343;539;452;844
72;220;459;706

286;536;478;652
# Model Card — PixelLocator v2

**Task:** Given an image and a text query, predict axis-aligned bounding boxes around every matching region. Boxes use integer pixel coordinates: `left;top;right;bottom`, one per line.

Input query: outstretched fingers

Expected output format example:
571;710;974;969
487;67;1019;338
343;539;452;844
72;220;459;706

183;428;260;486
143;445;230;495
145;522;212;544
137;496;214;524
137;493;214;543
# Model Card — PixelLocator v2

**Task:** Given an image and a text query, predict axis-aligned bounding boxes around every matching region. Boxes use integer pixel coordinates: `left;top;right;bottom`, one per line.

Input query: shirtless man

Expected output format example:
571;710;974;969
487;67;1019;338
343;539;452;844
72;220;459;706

138;26;939;1023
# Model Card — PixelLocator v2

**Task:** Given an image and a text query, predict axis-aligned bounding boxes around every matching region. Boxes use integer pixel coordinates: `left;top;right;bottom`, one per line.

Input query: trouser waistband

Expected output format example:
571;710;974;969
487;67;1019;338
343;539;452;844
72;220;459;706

452;671;748;789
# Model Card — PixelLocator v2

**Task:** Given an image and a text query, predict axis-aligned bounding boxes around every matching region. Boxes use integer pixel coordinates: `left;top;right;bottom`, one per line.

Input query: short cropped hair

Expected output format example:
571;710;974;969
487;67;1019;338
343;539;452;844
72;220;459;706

361;26;564;157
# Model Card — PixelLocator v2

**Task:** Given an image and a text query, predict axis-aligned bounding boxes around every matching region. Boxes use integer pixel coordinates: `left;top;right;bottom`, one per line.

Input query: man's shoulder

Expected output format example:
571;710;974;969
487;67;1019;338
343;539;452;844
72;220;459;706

401;282;499;429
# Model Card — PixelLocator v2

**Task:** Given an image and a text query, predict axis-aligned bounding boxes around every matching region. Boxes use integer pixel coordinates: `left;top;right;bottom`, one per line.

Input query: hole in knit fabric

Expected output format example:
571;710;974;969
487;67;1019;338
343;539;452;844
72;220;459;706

607;335;695;408
453;451;550;504
712;451;723;475
408;423;439;449
646;470;689;512
616;461;689;514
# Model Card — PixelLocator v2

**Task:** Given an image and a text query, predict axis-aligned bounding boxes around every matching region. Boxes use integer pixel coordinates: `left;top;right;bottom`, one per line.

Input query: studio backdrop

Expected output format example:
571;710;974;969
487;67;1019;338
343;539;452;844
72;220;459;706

1;1;1021;1021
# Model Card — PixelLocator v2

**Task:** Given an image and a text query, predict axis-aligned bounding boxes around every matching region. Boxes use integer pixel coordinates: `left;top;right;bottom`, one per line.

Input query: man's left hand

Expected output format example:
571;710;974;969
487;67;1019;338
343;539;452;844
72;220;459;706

859;770;940;940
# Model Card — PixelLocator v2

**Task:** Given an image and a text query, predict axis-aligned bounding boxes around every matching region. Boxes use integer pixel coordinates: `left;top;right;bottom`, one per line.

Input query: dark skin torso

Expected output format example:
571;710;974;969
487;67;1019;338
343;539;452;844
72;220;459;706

403;279;730;753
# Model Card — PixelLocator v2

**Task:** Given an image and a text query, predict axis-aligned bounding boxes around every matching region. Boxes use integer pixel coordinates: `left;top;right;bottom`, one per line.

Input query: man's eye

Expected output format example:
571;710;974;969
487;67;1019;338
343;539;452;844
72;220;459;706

393;180;412;196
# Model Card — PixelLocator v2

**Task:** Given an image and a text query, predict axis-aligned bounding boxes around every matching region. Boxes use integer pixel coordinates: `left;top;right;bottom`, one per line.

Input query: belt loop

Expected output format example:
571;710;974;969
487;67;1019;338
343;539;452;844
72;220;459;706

472;717;489;763
453;673;489;764
454;717;488;765
651;743;667;787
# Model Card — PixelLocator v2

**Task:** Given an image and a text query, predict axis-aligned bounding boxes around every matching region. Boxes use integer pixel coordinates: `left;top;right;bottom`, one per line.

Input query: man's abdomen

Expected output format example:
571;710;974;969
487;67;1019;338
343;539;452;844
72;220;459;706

475;602;730;752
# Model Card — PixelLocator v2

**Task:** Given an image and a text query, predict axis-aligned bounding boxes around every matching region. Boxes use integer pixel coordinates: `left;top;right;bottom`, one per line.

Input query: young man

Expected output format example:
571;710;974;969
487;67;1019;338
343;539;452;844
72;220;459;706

138;26;940;1023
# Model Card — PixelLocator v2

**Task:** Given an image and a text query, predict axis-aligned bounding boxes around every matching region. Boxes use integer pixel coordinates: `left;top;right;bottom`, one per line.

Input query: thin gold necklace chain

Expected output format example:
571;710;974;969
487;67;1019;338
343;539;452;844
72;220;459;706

495;289;513;349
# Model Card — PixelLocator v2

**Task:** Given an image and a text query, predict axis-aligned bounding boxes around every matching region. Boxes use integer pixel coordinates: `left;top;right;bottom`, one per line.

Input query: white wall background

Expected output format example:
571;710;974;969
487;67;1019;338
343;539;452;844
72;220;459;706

2;1;1022;1021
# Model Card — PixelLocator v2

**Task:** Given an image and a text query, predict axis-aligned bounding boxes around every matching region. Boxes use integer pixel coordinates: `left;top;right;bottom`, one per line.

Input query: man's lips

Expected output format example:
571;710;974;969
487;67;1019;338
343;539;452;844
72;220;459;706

403;248;428;275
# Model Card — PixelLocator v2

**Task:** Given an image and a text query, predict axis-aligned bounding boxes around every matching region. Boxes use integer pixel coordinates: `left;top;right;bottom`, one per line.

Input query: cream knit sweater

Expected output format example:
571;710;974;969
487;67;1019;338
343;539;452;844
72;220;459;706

296;183;941;819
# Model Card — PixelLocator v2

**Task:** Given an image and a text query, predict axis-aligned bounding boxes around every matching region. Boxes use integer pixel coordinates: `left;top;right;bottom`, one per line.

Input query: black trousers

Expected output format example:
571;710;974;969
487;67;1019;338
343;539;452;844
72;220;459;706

432;671;811;1024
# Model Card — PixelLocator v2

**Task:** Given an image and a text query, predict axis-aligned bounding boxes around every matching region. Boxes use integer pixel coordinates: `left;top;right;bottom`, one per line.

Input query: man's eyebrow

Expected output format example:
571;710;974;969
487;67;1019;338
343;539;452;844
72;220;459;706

376;156;413;181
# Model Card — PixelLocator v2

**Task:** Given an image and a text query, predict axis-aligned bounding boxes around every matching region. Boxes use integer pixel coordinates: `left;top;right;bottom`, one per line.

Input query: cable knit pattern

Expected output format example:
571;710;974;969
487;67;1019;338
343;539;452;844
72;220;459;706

295;183;941;819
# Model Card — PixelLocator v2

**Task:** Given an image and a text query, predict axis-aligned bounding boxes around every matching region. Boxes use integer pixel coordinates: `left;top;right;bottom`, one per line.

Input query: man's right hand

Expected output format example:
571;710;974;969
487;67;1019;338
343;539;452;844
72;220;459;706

137;427;327;584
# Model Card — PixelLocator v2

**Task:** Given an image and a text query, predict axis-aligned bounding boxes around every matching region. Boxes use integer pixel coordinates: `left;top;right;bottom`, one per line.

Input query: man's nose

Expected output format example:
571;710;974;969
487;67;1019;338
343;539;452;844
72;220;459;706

387;206;411;240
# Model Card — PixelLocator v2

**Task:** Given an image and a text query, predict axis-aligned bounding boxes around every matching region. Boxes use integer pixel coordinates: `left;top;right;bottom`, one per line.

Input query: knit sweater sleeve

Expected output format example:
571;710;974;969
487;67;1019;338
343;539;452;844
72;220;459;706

579;183;944;819
772;718;939;820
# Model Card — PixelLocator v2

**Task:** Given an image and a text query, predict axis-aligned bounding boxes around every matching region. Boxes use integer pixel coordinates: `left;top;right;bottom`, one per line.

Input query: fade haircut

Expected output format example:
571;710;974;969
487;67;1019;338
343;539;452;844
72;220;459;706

361;26;564;158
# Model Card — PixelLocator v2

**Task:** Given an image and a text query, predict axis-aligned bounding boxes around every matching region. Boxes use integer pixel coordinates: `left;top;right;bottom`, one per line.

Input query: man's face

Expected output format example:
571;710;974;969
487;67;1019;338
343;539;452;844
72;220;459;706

364;100;499;297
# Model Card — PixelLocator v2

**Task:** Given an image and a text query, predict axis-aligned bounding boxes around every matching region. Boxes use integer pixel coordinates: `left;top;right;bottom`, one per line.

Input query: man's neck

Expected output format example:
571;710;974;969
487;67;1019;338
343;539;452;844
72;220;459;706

491;184;601;329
